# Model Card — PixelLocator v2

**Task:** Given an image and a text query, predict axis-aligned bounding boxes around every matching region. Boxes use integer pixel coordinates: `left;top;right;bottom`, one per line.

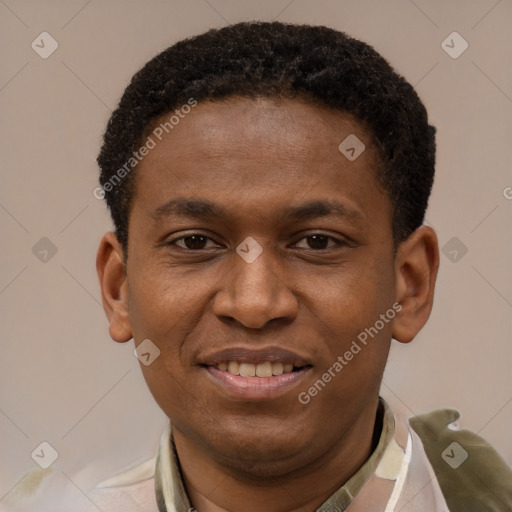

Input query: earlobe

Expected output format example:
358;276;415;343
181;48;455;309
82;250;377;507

392;226;439;344
96;232;133;343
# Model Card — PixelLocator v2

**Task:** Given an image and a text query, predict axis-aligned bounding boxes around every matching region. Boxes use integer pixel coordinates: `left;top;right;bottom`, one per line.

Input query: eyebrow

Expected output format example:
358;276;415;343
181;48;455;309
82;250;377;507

152;197;364;224
152;198;224;220
282;200;364;224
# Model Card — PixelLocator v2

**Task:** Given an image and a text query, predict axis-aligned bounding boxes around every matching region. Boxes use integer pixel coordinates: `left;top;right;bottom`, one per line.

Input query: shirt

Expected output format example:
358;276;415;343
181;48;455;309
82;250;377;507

152;397;448;511
3;397;511;511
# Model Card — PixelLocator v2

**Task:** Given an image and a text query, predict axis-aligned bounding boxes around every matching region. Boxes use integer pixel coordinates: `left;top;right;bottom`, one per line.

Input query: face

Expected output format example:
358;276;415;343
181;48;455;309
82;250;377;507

101;96;418;477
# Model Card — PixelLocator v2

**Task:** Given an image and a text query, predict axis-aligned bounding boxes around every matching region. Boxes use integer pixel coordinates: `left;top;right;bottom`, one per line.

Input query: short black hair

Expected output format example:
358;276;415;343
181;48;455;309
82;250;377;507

97;21;436;254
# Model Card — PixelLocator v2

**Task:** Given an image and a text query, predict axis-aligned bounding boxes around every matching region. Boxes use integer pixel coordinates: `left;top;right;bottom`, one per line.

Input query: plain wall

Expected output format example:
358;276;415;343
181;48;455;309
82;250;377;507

1;0;511;502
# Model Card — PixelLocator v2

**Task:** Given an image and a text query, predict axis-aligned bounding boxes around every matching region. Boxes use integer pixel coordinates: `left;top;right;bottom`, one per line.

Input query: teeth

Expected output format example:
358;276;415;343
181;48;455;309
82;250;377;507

256;361;273;377
239;363;256;377
216;361;297;377
227;361;240;376
271;362;284;376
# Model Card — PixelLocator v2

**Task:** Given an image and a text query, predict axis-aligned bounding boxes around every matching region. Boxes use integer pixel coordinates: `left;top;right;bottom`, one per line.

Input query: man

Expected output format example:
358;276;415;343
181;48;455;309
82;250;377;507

90;20;512;512
75;21;512;512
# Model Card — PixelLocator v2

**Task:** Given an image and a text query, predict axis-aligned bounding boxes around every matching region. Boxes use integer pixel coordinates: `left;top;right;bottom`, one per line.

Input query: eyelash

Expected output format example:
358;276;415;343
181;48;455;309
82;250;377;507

167;233;345;251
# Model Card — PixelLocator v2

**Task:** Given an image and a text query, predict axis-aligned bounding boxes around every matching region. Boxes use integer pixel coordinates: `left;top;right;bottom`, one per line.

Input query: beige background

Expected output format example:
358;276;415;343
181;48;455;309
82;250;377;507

1;0;511;506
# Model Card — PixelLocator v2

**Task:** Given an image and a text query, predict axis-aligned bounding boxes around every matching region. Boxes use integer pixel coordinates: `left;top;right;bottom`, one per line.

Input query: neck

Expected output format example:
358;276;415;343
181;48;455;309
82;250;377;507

172;399;382;512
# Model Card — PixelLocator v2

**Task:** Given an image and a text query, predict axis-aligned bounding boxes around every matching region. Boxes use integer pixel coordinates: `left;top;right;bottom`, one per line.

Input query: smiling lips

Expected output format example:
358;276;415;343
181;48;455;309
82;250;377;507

217;361;295;377
200;346;310;377
200;347;312;400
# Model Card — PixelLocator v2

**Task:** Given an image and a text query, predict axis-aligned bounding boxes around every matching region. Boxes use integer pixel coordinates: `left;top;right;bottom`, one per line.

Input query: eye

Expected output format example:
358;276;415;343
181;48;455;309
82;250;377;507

167;233;345;251
170;234;221;250
292;234;342;250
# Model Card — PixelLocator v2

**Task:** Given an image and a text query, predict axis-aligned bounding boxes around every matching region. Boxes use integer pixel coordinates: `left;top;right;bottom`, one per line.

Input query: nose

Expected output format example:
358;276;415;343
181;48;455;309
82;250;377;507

212;244;298;329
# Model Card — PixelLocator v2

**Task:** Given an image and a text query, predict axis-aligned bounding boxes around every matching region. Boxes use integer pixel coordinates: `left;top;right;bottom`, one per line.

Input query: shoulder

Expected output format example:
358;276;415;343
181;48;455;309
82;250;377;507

0;458;159;512
87;458;159;512
409;408;512;512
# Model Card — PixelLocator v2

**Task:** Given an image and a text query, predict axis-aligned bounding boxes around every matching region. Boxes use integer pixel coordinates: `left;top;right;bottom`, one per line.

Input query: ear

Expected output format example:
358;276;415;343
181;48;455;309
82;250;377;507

96;232;132;343
392;225;439;344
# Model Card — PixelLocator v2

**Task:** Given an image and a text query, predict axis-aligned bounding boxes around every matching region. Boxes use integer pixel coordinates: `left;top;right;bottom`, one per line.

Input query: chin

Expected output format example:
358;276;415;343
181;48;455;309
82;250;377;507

203;421;315;479
213;443;312;481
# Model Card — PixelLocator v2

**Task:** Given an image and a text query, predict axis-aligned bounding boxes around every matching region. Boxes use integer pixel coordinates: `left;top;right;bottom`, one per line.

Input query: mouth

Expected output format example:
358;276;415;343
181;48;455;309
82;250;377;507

206;360;305;377
198;348;313;401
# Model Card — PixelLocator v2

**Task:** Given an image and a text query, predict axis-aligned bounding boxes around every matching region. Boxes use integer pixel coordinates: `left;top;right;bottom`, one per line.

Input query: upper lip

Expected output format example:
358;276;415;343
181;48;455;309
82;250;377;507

198;346;312;367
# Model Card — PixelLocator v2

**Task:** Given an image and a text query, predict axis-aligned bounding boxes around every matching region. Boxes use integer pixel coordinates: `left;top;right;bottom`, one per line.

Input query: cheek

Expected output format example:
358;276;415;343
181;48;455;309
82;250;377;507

127;265;217;393
127;262;206;337
129;271;205;414
310;260;395;354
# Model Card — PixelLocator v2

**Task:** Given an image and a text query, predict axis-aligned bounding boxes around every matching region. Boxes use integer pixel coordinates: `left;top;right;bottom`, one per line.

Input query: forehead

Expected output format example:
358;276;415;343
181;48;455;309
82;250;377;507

143;96;377;165
131;96;390;231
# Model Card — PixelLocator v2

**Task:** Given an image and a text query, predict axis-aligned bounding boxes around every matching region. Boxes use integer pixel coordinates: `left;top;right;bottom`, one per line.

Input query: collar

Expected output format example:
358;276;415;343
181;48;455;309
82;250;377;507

155;397;396;512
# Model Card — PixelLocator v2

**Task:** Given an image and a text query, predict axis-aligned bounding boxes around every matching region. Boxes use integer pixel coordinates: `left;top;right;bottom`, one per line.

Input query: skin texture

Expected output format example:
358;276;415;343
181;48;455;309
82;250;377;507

97;96;439;512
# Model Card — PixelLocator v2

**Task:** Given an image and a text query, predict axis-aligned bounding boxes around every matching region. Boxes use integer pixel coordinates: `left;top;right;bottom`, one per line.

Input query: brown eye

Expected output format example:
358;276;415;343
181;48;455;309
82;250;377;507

306;235;330;250
173;234;218;250
294;234;339;250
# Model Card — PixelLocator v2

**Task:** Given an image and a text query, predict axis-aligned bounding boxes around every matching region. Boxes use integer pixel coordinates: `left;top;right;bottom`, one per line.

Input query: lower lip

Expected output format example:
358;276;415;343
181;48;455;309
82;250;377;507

203;366;311;401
